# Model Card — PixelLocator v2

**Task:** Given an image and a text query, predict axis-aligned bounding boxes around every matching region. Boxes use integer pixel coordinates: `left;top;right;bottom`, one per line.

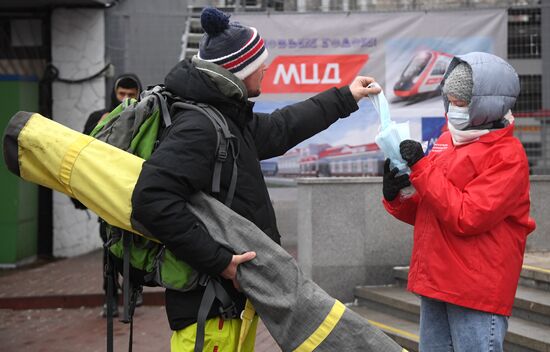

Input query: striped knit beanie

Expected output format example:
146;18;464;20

198;7;268;80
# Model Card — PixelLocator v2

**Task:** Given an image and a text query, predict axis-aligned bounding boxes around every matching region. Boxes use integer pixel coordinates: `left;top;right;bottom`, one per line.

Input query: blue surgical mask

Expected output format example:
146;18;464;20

447;104;470;130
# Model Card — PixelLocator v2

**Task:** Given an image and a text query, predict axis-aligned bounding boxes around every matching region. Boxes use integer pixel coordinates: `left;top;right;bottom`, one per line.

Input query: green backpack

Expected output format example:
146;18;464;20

90;85;239;325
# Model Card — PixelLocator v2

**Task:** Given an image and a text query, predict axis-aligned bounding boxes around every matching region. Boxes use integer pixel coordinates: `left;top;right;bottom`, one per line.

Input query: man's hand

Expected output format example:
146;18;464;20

382;159;411;201
220;251;256;291
349;76;381;102
399;140;425;167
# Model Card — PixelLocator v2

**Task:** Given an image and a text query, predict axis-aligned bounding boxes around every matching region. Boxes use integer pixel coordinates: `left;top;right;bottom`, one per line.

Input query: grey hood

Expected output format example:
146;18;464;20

442;52;519;129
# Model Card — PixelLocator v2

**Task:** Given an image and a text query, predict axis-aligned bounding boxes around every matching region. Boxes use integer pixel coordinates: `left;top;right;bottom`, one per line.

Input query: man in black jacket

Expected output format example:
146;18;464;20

131;7;381;351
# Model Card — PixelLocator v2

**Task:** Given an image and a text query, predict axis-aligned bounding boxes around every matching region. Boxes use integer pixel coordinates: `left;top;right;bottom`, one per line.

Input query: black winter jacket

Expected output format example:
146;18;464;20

131;58;358;330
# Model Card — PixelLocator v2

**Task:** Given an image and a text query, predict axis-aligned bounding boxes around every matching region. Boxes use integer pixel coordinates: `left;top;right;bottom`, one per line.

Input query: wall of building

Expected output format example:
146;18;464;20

49;1;188;257
268;186;299;248
296;176;550;302
51;9;106;257
46;1;189;258
105;0;188;91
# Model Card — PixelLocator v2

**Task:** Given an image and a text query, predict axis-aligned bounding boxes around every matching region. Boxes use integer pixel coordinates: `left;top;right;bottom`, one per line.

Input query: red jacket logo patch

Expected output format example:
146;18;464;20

431;143;449;153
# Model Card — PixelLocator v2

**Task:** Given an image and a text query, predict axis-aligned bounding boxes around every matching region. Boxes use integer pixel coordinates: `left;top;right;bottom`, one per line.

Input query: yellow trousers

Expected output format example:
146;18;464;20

171;316;259;352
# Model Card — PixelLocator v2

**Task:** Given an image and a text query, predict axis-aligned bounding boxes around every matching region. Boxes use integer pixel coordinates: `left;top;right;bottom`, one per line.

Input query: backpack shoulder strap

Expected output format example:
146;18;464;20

150;86;172;128
170;101;239;207
195;276;237;352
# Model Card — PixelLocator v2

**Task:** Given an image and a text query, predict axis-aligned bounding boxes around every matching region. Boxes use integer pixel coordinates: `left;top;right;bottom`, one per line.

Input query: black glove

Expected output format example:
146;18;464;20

400;140;424;167
383;159;411;201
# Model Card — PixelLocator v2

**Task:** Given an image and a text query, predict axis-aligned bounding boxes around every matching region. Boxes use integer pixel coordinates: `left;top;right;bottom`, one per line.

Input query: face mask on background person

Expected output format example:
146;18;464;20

447;104;470;130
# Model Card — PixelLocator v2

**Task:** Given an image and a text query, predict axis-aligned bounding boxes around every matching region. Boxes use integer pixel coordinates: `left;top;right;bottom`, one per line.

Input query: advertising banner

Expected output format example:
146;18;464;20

233;9;506;176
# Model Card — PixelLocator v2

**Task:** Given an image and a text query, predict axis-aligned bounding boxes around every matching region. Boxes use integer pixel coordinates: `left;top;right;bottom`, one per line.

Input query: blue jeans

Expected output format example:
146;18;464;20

419;296;508;352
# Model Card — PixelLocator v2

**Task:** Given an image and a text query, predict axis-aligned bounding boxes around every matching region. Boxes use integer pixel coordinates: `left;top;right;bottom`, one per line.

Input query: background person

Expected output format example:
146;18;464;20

72;73;142;317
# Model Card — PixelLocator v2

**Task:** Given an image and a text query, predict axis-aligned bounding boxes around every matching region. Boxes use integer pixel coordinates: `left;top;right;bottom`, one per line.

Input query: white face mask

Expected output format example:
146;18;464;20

447;104;470;130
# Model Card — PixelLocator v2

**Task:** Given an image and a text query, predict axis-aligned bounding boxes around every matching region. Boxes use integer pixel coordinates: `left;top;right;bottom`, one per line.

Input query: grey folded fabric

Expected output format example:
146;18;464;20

188;193;403;352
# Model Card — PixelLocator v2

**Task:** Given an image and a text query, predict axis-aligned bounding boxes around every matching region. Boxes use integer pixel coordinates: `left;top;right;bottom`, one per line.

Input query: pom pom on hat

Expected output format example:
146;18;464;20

200;7;230;36
197;7;268;80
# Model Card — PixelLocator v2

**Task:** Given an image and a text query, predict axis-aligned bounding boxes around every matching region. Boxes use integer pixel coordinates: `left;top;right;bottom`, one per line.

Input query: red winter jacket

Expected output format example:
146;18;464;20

384;123;536;316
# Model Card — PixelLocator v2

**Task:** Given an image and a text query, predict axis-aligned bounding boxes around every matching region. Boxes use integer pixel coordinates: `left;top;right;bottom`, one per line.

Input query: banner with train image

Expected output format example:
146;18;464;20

233;9;507;177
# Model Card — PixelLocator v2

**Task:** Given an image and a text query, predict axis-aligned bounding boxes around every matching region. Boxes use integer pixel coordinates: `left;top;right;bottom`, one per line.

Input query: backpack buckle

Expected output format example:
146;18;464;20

217;147;227;162
198;274;210;287
219;302;238;320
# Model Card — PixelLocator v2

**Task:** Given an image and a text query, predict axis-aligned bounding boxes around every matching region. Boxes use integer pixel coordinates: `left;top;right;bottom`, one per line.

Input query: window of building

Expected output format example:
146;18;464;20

522;142;542;158
515;75;542;113
508;8;541;59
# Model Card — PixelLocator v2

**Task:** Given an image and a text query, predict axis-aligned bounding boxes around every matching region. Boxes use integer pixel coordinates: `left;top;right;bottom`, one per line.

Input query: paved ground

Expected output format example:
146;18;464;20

0;249;282;352
2;247;547;352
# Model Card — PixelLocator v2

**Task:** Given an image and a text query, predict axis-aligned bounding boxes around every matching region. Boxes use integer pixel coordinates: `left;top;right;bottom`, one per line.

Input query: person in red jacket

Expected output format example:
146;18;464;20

383;52;536;352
